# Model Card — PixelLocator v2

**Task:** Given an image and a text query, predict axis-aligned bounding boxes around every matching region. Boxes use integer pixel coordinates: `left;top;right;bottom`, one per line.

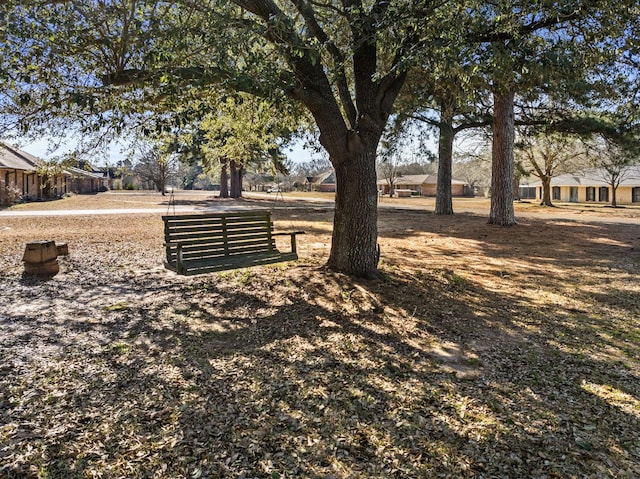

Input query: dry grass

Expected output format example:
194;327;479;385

9;190;640;218
1;192;639;478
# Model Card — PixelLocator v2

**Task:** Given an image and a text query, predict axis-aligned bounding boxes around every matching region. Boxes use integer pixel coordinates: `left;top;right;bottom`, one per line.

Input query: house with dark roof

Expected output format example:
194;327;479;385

305;169;336;192
67;165;109;194
0;143;68;205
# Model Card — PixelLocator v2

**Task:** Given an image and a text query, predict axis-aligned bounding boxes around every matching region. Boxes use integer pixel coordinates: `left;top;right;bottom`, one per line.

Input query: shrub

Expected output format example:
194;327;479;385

0;180;22;206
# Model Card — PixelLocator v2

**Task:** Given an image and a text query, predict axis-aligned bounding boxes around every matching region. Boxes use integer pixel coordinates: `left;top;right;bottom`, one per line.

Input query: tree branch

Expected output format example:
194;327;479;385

307;0;347;17
289;0;357;127
471;7;591;44
341;0;377;113
232;0;349;153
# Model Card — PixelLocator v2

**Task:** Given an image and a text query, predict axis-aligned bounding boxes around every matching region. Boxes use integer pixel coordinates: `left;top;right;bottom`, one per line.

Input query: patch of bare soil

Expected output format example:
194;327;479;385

1;198;639;478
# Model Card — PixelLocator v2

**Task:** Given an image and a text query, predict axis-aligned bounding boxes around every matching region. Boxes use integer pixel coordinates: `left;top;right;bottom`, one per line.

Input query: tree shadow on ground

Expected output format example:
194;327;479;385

2;258;638;478
1;208;638;478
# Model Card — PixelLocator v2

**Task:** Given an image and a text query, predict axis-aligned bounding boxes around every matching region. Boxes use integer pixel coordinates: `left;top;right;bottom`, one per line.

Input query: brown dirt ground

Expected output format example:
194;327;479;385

1;192;639;478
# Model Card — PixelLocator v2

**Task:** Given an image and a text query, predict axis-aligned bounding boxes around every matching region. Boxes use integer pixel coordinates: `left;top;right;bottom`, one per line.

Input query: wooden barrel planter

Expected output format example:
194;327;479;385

23;240;61;276
24;259;60;276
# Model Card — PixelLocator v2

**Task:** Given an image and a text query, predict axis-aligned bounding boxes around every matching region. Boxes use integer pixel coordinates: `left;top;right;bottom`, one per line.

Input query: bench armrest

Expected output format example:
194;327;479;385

272;231;305;255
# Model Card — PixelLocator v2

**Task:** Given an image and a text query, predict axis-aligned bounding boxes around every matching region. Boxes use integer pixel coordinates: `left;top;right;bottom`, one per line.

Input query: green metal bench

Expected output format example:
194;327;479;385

162;210;304;275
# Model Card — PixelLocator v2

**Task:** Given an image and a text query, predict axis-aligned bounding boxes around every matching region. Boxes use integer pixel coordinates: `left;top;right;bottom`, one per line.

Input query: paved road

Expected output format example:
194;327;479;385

0;207;176;217
0;204;263;217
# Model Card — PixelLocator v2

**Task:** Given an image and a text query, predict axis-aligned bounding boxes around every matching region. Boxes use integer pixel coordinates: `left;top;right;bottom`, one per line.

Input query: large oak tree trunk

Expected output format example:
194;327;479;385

229;160;242;198
541;176;553;206
327;146;379;278
219;159;229;198
512;172;520;201
489;90;517;226
435;116;455;215
611;183;617;207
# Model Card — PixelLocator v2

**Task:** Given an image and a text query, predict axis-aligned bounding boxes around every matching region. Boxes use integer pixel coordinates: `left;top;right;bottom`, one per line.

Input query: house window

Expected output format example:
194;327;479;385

519;187;536;199
552;187;561;200
599;187;609;202
586;187;596;201
569;187;578;202
633;187;640;203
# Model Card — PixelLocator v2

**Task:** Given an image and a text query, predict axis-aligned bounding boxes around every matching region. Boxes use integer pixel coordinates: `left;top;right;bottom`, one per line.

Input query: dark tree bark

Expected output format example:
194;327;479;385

512;172;520;201
229;159;242;198
540;176;553;206
435;105;455;215
243;0;408;275
427;96;492;215
282;42;404;276
611;182;618;207
489;90;517;226
219;158;229;198
327;145;380;277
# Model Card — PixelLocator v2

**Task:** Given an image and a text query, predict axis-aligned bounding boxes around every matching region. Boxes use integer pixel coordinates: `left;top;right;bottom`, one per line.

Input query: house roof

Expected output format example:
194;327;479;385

526;165;640;188
377;174;467;186
398;174;435;185
311;169;336;185
0;143;41;171
65;166;106;179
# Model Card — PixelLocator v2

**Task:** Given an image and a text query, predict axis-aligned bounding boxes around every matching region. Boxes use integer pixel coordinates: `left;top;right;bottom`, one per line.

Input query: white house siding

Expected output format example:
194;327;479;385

544;185;637;204
527;166;640;205
616;188;635;204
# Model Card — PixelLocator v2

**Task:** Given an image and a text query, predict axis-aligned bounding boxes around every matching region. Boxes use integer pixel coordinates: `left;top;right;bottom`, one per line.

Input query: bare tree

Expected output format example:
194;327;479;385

516;134;586;206
583;136;639;207
453;138;493;197
294;157;332;178
453;156;491;197
134;148;178;195
376;154;402;197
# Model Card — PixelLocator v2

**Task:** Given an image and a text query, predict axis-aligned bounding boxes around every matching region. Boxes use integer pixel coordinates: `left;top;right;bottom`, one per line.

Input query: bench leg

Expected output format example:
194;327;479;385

177;244;186;275
290;233;297;255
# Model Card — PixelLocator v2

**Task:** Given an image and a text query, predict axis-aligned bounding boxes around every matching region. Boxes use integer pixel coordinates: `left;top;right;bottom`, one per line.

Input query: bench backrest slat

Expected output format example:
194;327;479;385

167;223;271;235
162;210;277;267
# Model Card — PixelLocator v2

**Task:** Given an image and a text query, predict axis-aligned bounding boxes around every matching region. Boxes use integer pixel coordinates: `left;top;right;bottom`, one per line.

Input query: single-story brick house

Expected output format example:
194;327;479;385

0;143;113;205
521;166;640;204
67;166;110;194
0;143;72;205
305;170;336;192
377;174;470;197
